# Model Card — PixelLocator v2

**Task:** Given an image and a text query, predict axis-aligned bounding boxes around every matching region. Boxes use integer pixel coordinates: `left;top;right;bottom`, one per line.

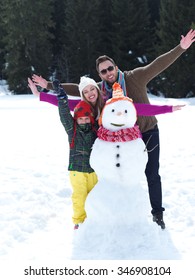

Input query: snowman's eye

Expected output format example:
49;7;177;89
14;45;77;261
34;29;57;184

125;110;128;113
112;109;115;112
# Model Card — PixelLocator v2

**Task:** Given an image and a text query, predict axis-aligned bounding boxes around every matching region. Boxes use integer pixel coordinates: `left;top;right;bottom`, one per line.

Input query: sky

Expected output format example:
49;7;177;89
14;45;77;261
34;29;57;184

0;81;195;279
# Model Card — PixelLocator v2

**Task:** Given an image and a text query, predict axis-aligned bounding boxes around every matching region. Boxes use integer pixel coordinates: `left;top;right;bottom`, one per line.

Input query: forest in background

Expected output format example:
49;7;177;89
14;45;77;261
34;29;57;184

0;0;194;98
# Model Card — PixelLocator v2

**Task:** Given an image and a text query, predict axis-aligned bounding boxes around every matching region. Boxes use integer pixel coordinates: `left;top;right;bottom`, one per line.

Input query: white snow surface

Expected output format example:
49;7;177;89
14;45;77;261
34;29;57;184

1;82;195;278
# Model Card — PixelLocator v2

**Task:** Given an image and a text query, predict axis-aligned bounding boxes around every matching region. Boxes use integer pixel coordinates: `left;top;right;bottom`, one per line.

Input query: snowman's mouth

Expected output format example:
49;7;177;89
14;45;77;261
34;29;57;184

110;123;125;127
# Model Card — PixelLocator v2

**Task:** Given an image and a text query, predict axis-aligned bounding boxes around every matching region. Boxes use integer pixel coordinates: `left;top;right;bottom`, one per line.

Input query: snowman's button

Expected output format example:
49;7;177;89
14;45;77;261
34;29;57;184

116;154;120;158
116;145;120;148
116;163;120;167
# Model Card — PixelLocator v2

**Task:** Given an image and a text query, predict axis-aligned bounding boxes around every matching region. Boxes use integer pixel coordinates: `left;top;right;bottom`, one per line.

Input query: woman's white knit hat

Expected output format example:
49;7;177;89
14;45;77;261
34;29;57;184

78;76;99;96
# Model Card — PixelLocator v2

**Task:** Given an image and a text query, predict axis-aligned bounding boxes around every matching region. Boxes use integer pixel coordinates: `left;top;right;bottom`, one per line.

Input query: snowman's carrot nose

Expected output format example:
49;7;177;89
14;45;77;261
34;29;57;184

116;111;123;116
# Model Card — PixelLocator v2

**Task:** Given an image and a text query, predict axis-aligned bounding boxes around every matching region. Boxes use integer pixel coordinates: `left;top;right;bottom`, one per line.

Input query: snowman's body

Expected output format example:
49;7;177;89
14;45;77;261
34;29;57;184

90;137;147;186
90;99;148;186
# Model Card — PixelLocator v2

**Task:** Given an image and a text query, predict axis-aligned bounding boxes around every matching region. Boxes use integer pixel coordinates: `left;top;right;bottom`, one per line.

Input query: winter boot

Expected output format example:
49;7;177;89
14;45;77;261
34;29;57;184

74;224;79;230
153;212;165;229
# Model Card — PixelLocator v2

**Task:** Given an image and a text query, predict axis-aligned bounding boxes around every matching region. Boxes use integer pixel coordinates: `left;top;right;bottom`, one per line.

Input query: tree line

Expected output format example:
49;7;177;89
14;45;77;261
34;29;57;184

0;0;194;98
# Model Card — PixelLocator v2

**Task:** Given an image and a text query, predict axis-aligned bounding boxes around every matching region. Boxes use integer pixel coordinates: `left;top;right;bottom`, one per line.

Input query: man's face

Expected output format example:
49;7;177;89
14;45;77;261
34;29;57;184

98;60;118;85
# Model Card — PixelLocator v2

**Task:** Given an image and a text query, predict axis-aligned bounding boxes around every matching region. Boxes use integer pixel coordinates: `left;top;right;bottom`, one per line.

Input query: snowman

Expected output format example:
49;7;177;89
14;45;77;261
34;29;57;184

71;83;154;260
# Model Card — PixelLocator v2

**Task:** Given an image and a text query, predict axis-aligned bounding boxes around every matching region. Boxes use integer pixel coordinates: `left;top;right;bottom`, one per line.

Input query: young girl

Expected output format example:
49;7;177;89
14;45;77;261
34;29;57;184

55;81;99;230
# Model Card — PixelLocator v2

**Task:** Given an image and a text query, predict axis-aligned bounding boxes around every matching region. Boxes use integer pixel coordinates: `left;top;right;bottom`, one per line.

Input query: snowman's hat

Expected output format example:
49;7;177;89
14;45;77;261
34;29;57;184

110;82;133;102
98;82;134;126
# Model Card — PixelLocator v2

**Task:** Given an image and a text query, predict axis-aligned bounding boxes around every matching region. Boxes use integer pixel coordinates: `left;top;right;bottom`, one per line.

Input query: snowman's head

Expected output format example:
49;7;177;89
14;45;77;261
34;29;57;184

98;83;137;131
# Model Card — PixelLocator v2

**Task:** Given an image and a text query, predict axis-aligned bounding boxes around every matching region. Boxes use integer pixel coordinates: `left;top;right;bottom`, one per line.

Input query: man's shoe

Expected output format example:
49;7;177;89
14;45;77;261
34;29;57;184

153;213;165;229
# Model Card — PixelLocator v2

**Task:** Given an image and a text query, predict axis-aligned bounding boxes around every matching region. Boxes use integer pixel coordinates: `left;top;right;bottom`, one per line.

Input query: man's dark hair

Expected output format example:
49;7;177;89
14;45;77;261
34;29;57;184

96;55;116;72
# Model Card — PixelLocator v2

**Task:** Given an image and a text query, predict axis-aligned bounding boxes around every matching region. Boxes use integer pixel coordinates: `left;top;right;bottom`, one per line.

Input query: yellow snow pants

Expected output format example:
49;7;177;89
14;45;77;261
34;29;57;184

69;171;98;224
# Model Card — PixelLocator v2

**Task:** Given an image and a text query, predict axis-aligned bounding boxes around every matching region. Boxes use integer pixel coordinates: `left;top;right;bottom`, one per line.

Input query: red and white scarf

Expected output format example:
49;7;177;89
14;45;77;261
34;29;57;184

97;125;141;142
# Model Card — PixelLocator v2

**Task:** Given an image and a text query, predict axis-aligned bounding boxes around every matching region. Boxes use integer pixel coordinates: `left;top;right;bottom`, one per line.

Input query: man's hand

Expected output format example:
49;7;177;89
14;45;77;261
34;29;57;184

32;74;48;89
180;29;195;49
28;78;40;97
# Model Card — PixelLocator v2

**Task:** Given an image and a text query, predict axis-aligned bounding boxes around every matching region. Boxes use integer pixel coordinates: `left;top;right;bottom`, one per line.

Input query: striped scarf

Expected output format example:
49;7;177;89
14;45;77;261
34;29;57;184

100;70;127;101
97;125;141;142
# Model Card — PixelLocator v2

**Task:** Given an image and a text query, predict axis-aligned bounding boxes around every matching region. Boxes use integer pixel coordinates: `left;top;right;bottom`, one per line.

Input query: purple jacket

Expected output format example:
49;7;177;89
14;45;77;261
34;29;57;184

40;91;172;116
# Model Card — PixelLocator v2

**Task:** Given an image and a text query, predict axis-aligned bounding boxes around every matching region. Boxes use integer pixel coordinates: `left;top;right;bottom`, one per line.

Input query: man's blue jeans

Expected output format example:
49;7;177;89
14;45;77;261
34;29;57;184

142;125;165;215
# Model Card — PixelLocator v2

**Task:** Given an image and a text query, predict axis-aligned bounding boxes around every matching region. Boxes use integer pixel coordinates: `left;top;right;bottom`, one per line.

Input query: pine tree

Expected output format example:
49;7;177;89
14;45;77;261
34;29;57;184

49;0;68;81
95;0;115;57
1;0;54;94
53;0;100;83
0;5;6;80
45;0;157;84
148;0;160;27
111;0;154;71
152;0;195;98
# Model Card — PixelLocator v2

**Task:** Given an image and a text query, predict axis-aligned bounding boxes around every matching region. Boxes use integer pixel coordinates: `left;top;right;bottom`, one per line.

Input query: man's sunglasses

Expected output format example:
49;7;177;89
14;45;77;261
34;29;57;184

99;65;115;75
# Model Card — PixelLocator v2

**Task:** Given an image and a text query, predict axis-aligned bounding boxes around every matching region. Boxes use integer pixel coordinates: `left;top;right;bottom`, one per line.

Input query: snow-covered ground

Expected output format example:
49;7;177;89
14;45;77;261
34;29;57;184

1;82;195;279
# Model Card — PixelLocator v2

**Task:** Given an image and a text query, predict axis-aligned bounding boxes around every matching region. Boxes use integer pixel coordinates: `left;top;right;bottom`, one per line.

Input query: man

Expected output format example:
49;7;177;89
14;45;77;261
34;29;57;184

32;29;195;229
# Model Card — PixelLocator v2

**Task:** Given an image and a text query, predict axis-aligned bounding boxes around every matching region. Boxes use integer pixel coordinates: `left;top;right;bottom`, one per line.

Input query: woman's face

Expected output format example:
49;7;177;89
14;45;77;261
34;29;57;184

82;85;98;105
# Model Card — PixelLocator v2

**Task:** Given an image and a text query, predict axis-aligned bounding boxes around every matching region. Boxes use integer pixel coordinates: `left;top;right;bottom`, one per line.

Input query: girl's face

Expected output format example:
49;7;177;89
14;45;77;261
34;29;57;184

82;85;98;105
77;116;91;124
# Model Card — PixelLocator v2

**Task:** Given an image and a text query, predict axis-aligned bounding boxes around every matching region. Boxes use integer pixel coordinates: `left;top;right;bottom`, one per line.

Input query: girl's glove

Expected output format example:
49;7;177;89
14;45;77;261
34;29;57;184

53;79;68;100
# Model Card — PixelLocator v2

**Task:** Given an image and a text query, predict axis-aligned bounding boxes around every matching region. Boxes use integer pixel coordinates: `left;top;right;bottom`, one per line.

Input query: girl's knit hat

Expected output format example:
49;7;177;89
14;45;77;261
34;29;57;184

78;76;99;97
73;100;95;124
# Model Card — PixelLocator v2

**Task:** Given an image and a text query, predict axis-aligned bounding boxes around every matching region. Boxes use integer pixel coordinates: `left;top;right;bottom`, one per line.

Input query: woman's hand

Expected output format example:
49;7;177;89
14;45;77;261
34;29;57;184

32;74;48;89
28;78;40;97
172;104;185;112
